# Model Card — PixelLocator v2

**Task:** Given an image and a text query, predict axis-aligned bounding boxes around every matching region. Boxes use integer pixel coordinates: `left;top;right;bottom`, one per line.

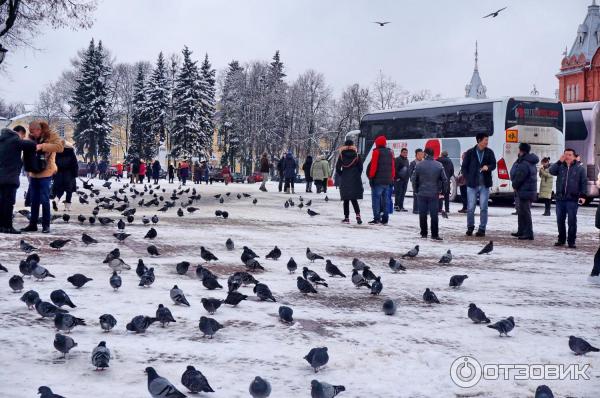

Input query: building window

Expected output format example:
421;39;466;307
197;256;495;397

576;85;580;101
566;85;571;102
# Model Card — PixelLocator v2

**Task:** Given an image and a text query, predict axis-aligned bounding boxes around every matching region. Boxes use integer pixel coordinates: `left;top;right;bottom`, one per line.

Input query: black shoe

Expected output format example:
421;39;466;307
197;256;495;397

475;230;486;237
368;219;379;225
511;232;521;238
421;234;427;239
431;236;443;241
394;206;400;211
21;224;38;232
458;208;467;214
42;226;50;234
356;216;363;225
412;211;418;214
542;212;551;216
518;236;533;240
4;226;21;234
400;208;408;212
554;241;565;247
568;243;577;249
511;211;518;215
341;218;350;224
466;227;474;236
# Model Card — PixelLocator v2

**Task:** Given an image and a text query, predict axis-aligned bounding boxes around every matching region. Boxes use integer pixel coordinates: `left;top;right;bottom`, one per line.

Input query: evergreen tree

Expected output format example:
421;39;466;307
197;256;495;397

145;52;170;143
264;50;287;156
199;53;216;159
170;46;205;159
218;60;245;168
127;64;155;161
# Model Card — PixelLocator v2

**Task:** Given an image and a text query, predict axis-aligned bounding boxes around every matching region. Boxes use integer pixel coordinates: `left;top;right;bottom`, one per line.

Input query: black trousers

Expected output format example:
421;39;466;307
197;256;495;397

438;191;450;213
517;198;533;238
394;180;408;209
343;199;360;218
418;196;439;237
278;174;284;192
542;198;551;214
459;185;468;209
305;180;312;192
284;178;294;191
0;185;17;229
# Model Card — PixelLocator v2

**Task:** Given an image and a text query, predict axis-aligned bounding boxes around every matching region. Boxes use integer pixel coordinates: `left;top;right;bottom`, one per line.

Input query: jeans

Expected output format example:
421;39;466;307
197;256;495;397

29;177;52;228
0;184;18;229
418;196;439;237
343;199;360;218
467;185;490;231
517;198;533;238
394;180;408;209
556;200;579;244
371;184;390;223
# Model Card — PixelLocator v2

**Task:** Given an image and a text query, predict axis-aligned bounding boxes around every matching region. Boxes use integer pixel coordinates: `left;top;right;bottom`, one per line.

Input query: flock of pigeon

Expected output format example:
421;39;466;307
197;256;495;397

2;178;598;397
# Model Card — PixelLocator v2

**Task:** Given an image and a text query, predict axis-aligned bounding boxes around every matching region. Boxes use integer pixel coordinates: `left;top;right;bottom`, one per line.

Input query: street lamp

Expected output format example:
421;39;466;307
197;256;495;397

0;44;7;65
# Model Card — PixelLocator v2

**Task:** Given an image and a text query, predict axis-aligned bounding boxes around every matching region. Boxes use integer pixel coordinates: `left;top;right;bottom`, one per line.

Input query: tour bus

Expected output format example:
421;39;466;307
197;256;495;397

564;101;600;202
355;96;565;203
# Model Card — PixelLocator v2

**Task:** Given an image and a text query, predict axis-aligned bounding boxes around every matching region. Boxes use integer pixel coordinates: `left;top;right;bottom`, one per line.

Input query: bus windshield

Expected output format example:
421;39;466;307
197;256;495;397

505;99;563;132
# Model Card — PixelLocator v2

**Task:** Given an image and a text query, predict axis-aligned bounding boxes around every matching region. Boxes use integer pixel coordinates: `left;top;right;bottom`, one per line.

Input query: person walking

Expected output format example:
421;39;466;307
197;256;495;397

336;139;363;224
538;157;553;216
548;149;587;248
282;151;297;194
51;140;78;212
510;143;539;241
412;147;447;240
145;162;151;183
311;155;331;194
457;152;468;213
259;152;270;192
366;135;395;225
152;160;161;184
276;154;285;192
461;133;496;237
222;164;231;185
138;161;146;184
596;172;600;230
98;160;108;180
302;155;314;193
437;150;454;214
130;158;140;183
202;161;210;184
180;160;189;185
193;161;201;184
115;162;123;181
21;121;64;234
167;162;174;183
394;148;409;212
0;127;36;234
409;148;424;214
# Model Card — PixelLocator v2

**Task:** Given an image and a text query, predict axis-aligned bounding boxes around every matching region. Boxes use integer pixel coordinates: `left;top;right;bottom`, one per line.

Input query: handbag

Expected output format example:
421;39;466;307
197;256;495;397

456;174;466;186
29;151;48;173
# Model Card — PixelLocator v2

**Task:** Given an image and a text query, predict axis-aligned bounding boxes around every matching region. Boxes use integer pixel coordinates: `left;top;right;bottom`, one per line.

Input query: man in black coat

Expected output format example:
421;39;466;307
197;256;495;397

460;133;496;237
276;154;285;192
549;148;587;248
437;150;454;214
510;143;539;240
394;148;409;212
0;127;36;234
412;148;447;240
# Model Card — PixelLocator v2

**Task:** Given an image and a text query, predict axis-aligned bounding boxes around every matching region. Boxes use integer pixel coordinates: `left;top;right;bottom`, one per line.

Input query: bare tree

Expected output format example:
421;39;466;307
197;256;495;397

371;70;408;111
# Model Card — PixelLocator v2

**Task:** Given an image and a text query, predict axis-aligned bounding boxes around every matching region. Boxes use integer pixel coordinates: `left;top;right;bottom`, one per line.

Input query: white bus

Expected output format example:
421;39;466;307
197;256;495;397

356;96;565;203
564;101;600;201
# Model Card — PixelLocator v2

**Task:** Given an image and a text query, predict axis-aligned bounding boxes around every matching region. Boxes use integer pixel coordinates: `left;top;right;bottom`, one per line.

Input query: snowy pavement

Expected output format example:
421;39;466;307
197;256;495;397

0;178;599;397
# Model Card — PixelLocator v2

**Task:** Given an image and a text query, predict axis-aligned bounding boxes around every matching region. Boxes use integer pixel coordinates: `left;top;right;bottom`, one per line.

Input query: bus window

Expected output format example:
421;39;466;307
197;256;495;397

565;110;588;141
505;99;564;131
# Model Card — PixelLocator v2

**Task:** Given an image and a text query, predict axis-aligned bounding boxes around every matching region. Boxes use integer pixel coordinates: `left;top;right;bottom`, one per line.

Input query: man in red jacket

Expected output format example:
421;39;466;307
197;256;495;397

366;135;395;225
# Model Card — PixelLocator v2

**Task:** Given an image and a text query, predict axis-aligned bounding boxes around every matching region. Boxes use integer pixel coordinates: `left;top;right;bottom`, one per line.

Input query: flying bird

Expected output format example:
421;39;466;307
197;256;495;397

483;7;507;18
373;21;391;26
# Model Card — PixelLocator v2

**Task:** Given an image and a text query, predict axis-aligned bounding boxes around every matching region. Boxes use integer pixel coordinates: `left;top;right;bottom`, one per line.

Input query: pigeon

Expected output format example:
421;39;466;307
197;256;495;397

468;303;491;323
147;245;160;256
126;315;157;333
244;258;264;271
127;215;134;223
117;219;125;230
88;216;96;224
362;266;377;281
35;298;68;318
139;267;156;287
478;240;493;255
370;276;383;295
19;260;35;277
325;260;346;277
311;380;346;398
249;376;271;398
388;257;406;272
181;365;214;394
200;246;218;262
37;386;65;398
439;250;452;264
177;208;184;217
423;288;440;304
20;239;37;253
54;312;86;332
351;269;371;289
136;259;148;278
535;385;554;398
50;289;76;308
242;246;260;260
297;277;318;294
113;232;131;242
306;248;324;262
144;227;157;239
110;271;122;290
156;304;176;327
170;285;190;306
224;291;247;306
373;21;390;26
253;198;258;205
352;258;367;271
54;333;77;358
9;275;24;292
99;314;117;332
304;347;329;373
202;276;223;290
286;257;298;274
142;215;150;225
32;264;55;281
186;206;199;213
201;298;223;314
151;214;159;224
278;305;294;323
176;261;190;275
487;316;515;336
20;290;39;309
402;245;419;258
103;248;120;264
306;199;312;206
569;336;599;355
307;209;319;216
199;316;224;338
225;238;235;251
382;299;396;315
108;258;130;273
266;246;281;260
67;273;93;288
98;217;114;226
483;6;507;18
254;282;276;302
81;233;98;245
145;367;187;398
49;239;71;250
196;265;217;281
449;275;468;288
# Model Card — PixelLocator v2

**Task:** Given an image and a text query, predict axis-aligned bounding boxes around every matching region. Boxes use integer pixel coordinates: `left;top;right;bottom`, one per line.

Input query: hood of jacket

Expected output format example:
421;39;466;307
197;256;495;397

0;128;18;142
339;146;358;166
520;153;539;165
374;135;387;148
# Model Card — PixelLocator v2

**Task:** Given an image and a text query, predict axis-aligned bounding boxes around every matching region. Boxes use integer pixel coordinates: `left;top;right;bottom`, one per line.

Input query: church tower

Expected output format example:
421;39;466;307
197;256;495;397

465;41;487;99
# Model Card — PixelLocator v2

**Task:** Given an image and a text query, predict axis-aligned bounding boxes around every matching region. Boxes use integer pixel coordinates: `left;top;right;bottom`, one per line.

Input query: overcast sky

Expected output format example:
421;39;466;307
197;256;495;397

0;0;592;106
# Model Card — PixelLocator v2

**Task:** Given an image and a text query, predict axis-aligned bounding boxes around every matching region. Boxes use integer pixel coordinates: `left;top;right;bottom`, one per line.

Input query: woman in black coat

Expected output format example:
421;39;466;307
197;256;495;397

52;141;78;212
302;155;313;193
335;139;363;224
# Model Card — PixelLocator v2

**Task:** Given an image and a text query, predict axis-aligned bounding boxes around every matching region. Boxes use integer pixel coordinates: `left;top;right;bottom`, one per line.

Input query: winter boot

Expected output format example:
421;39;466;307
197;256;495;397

63;202;72;212
356;215;363;225
341;218;350;224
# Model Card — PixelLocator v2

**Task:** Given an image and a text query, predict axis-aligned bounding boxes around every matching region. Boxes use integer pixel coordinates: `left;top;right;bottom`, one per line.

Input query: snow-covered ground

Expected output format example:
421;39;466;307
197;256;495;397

1;177;599;397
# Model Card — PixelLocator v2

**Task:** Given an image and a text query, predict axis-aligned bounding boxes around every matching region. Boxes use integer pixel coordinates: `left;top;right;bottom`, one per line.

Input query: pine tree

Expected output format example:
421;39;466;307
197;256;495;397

71;39;113;161
127;64;155;161
219;60;245;167
170;46;205;159
264;50;287;156
199;53;216;158
145;52;170;143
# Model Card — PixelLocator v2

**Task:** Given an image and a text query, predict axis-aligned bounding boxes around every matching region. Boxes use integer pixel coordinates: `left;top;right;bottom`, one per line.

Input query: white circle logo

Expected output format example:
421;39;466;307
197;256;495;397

450;356;482;388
